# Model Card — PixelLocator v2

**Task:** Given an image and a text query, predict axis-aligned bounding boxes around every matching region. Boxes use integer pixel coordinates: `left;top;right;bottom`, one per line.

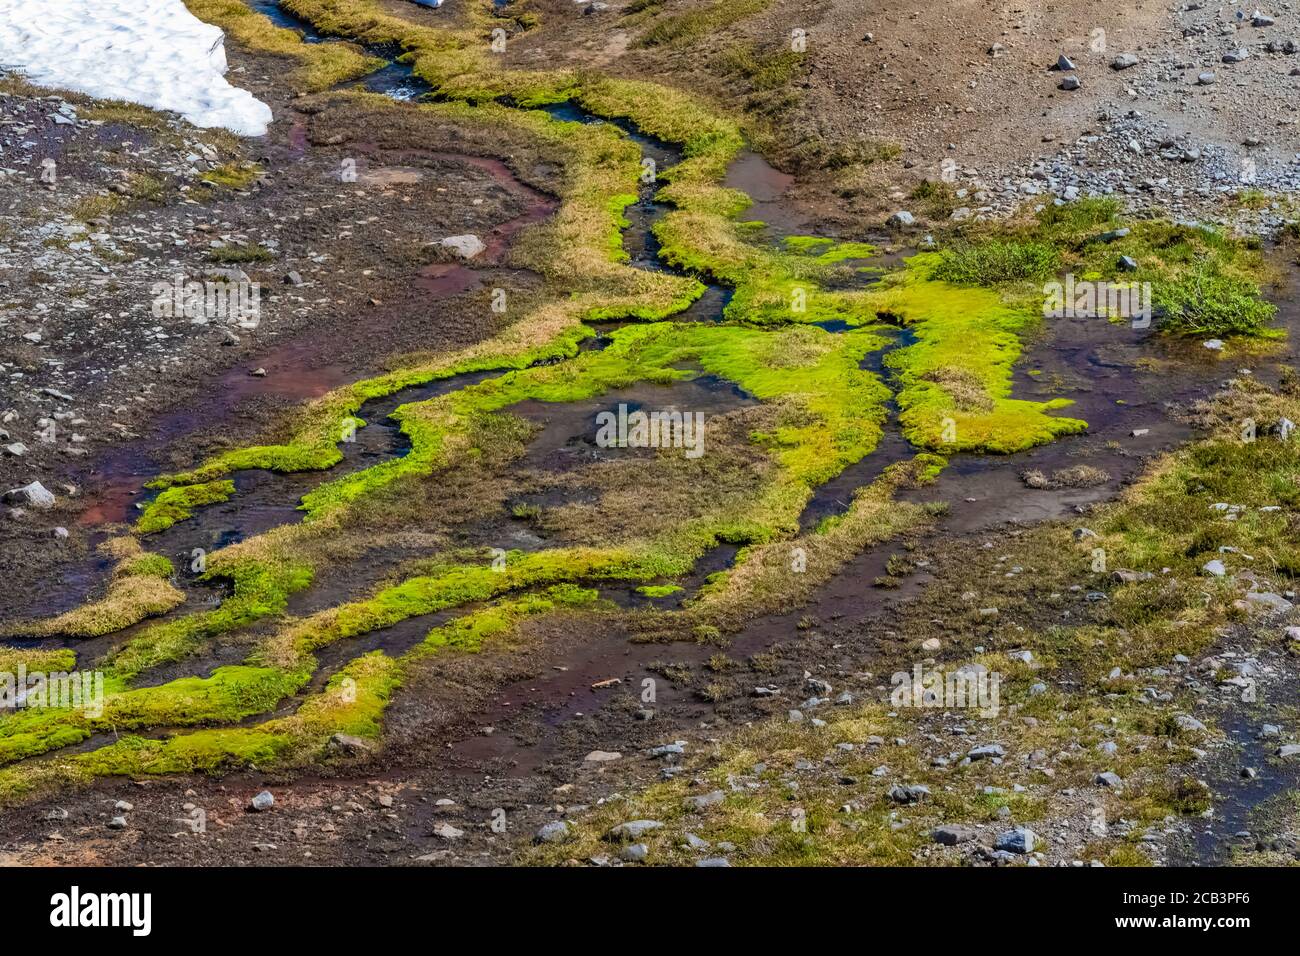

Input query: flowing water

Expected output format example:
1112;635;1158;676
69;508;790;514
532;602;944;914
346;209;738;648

9;5;1300;857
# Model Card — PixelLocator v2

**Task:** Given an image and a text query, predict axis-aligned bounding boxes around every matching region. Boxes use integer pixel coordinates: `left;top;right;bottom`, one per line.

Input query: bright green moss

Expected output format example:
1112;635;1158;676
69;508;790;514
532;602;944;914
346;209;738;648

105;557;313;682
136;480;235;534
636;584;684;597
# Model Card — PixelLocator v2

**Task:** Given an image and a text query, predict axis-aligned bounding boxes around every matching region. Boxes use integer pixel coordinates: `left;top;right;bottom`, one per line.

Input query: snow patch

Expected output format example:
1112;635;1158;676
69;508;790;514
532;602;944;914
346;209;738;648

0;0;273;136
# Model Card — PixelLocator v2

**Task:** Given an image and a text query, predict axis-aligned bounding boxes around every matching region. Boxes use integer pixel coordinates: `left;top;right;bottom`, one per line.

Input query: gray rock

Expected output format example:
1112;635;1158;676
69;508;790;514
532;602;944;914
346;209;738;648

249;790;275;812
1278;744;1300;758
1060;75;1081;91
887;210;915;227
1117;255;1138;271
1175;714;1207;733
1202;559;1227;577
1245;591;1293;612
108;816;128;830
606;819;664;841
4;481;54;509
439;234;486;259
619;842;649;862
328;733;372;755
932;824;977;845
432;822;464;840
805;677;833;696
535;821;572;844
995;827;1036;854
1111;53;1140;70
1223;47;1250;63
1095;771;1123;788
888;784;931;804
968;744;1007;760
685;790;725;811
1055;54;1076;72
696;857;731;867
683;832;710;851
1198;71;1216;85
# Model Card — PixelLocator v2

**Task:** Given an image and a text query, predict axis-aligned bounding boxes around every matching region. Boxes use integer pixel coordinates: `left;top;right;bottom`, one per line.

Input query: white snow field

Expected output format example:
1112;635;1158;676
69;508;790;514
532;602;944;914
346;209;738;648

0;0;272;136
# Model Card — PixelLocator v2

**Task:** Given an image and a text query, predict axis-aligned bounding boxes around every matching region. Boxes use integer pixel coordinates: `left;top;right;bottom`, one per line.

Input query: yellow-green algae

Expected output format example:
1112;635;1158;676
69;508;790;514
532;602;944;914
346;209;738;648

135;479;235;534
6;539;183;639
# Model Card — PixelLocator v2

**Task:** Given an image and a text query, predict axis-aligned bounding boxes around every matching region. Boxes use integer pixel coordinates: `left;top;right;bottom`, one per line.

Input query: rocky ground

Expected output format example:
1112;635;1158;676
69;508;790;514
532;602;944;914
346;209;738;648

558;0;1300;230
0;70;544;623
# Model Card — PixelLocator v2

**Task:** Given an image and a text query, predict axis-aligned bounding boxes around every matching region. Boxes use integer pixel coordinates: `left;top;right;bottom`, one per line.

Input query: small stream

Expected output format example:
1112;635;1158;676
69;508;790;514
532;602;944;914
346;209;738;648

7;3;1300;837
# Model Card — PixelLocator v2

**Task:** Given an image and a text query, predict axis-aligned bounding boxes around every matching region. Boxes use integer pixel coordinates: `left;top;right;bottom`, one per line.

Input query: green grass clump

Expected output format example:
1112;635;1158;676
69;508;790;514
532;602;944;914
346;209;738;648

1153;261;1277;338
8;539;182;640
930;239;1061;286
136;479;235;534
201;162;262;190
637;584;684;597
714;43;805;91
208;243;274;264
183;0;383;92
637;0;774;48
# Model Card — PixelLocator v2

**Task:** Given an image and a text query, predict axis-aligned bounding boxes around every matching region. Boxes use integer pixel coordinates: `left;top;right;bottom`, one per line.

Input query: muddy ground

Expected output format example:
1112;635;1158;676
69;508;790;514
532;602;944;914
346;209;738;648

1;1;1299;867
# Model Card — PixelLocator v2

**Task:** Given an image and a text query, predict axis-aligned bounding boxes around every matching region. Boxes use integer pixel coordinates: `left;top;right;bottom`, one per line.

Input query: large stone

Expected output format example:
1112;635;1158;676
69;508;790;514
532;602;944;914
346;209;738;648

685;790;725;811
932;824;977;846
432;822;465;840
4;481;54;508
606;820;663;841
328;733;372;755
439;234;486;259
1111;53;1140;70
535;821;572;844
249;790;274;812
1245;591;1293;613
1174;714;1206;733
995;827;1036;854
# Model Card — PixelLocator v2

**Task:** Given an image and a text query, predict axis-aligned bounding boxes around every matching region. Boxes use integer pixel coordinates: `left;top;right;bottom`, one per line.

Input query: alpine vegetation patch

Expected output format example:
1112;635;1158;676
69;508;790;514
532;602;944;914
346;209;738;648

890;663;1002;717
151;273;261;328
1043;274;1152;328
49;886;151;937
594;403;706;459
1;666;106;718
